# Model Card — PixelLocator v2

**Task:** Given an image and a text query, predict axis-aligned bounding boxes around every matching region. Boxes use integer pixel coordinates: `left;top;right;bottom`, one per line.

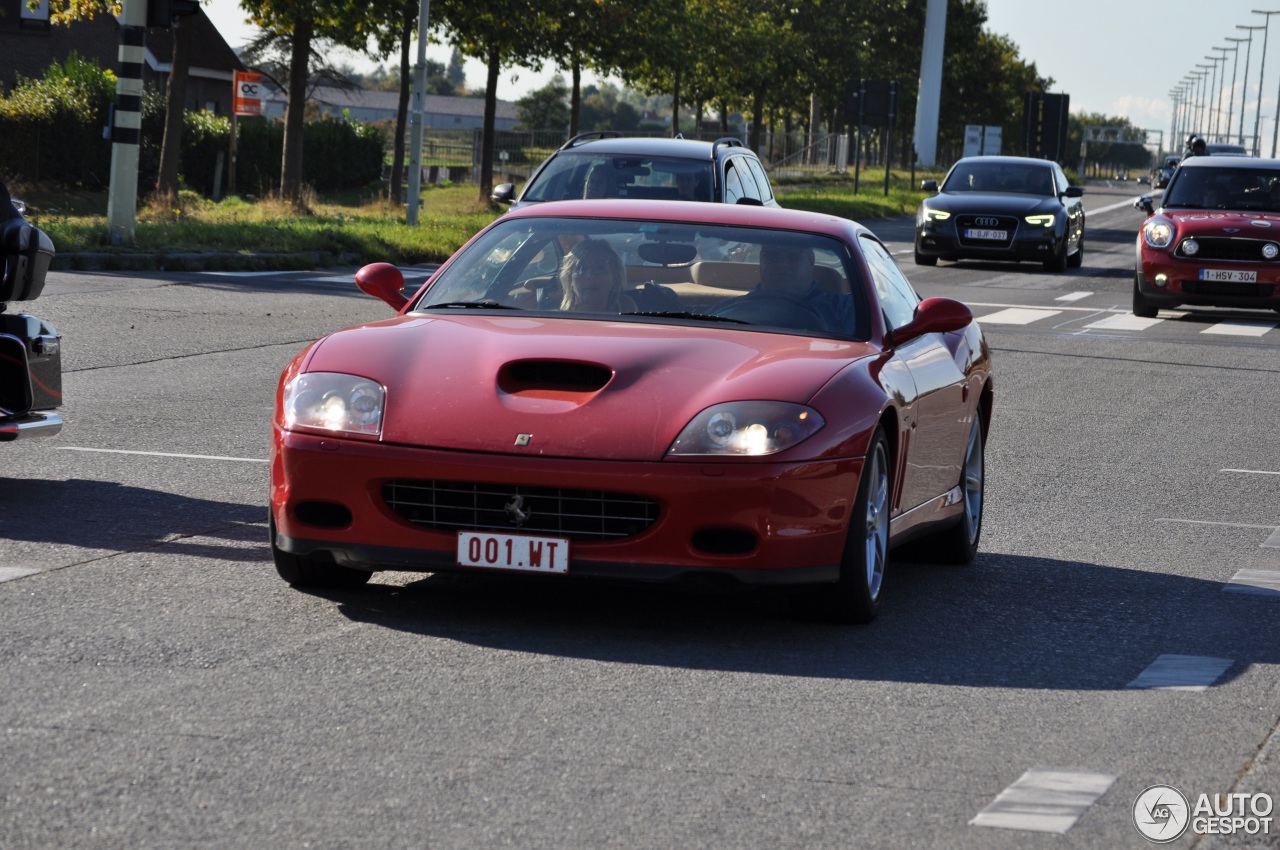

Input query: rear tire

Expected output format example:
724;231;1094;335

270;516;372;589
922;407;985;564
1133;272;1159;318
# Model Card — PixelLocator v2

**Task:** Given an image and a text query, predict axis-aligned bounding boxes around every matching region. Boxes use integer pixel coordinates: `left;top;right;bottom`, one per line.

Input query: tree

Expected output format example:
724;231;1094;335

516;76;571;132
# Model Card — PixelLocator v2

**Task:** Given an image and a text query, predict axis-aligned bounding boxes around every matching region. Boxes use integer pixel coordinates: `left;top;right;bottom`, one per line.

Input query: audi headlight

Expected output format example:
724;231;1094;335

1144;220;1175;248
284;372;385;437
1024;214;1055;227
920;208;951;223
668;402;824;457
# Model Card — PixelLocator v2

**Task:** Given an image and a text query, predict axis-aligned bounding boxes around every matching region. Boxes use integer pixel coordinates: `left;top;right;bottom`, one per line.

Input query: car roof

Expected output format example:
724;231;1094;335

499;198;865;239
1176;156;1280;170
950;155;1056;168
558;135;749;160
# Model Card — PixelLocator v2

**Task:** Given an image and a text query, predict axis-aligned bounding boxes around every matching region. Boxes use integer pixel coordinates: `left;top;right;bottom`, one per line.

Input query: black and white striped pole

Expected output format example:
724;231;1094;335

106;0;147;244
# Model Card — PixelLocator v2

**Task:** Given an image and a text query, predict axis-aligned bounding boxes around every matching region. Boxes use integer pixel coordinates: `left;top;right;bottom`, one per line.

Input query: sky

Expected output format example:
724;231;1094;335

203;0;1280;154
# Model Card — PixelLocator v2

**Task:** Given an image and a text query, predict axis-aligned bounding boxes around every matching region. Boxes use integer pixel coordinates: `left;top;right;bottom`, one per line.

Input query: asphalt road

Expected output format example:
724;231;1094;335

1;181;1277;849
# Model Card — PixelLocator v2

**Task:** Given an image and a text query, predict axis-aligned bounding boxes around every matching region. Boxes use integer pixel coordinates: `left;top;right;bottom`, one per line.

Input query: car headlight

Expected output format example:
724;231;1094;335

1181;238;1199;256
1144;221;1175;248
920;208;951;223
668;402;824;457
1024;214;1055;227
284;372;385;437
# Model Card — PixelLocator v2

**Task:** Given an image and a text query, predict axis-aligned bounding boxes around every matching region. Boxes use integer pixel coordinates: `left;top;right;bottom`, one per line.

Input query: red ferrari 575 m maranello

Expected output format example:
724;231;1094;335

270;200;993;623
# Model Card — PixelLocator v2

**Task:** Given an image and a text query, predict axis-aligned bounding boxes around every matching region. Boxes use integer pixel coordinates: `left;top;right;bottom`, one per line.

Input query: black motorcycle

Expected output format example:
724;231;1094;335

1;181;61;442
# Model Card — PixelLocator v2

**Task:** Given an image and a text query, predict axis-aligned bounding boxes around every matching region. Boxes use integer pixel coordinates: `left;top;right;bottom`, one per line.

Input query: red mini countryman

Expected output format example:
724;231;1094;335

270;200;994;624
1134;156;1280;317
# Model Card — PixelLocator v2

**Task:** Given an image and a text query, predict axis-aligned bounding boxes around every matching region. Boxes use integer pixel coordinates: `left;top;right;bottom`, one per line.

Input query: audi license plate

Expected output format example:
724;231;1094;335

964;228;1007;241
457;531;570;574
1198;269;1257;283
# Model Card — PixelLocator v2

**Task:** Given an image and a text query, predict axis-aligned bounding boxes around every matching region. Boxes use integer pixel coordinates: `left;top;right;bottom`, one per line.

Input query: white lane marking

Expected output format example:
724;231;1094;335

1055;291;1092;302
1202;320;1278;337
57;447;268;464
1225;570;1280;596
0;568;41;584
1155;518;1278;529
976;307;1062;325
1083;314;1163;331
1221;469;1280;475
970;769;1116;834
1126;654;1234;691
201;271;280;277
1264;528;1280;549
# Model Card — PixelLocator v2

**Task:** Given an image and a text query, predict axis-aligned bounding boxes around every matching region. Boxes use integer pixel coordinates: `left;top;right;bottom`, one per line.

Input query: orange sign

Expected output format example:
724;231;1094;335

233;71;263;116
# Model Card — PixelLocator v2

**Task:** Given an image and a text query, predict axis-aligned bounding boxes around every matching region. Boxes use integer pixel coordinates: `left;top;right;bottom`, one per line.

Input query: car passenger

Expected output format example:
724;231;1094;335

582;164;615;199
559;239;636;312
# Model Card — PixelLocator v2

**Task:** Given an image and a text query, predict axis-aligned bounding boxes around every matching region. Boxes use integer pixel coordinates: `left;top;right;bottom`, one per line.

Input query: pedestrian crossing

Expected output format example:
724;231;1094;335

972;299;1280;337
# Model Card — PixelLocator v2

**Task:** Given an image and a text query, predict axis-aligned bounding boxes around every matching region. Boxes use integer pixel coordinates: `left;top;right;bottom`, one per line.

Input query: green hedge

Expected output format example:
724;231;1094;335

0;55;385;197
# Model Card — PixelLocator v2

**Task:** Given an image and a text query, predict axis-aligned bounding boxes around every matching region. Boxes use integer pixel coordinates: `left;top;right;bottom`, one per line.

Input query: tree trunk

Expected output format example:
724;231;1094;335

389;3;412;205
281;15;314;208
749;88;764;152
569;58;581;137
671;69;680;137
156;19;191;200
479;49;499;202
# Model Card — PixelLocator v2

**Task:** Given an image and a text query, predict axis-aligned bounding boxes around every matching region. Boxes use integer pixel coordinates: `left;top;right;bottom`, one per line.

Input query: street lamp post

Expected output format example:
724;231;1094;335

1224;39;1247;144
1206;53;1227;140
1194;64;1213;136
1255;10;1280;156
1236;25;1267;151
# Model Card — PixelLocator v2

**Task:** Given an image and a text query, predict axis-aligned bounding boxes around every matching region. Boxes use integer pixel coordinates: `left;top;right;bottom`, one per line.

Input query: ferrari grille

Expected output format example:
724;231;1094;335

1176;237;1280;262
382;479;660;541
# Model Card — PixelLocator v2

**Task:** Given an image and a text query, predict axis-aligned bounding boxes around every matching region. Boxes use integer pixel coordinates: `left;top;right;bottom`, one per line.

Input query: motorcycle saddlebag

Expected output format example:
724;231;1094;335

1;220;56;302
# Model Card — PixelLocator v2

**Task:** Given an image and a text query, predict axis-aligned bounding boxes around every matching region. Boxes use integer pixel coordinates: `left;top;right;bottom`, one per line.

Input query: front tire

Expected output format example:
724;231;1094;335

1067;237;1084;268
1133;271;1159;318
1043;243;1069;272
270;516;372;589
792;427;891;624
914;250;938;266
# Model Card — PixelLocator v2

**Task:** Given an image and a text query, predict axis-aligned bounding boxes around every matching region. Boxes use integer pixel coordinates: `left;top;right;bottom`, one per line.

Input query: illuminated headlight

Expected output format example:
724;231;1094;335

1143;221;1174;248
1024;214;1055;227
284;372;385;437
919;208;950;223
668;402;824;456
1181;238;1200;256
1264;243;1279;259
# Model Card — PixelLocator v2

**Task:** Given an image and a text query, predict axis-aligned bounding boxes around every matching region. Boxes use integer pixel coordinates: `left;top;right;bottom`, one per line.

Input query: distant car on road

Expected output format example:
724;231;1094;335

491;133;779;210
1204;143;1249;156
1133;156;1280;317
1154;156;1180;188
914;155;1086;271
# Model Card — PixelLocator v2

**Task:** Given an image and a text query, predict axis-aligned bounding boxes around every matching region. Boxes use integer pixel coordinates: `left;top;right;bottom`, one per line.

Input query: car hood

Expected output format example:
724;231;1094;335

927;192;1062;215
1158;210;1280;234
303;314;878;461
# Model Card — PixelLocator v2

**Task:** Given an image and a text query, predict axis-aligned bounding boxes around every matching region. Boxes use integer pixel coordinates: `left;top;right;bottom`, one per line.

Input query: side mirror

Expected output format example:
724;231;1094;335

1134;196;1155;216
490;183;517;205
920;179;938;193
888;297;972;346
1063;186;1085;198
355;262;409;311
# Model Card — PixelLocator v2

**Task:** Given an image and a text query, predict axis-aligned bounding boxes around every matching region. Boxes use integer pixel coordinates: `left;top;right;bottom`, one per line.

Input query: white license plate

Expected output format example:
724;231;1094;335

457;531;570;574
964;228;1008;241
1198;269;1257;282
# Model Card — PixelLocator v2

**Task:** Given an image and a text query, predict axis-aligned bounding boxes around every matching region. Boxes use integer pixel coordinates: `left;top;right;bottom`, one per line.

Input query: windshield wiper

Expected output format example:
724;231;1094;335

620;310;749;324
424;300;520;310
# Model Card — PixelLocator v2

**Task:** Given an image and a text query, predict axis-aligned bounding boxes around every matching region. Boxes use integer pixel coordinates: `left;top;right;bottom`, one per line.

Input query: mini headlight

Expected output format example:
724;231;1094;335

1144;221;1174;248
284;372;385;437
1181;238;1200;256
668;402;824;457
1264;243;1279;260
1024;214;1055;227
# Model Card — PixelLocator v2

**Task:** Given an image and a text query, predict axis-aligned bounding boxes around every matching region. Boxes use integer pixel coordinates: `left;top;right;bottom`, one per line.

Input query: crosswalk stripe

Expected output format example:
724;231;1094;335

0;567;40;583
1125;654;1234;690
1224;569;1280;596
977;307;1063;325
971;769;1116;834
1201;320;1277;336
1083;313;1164;331
1055;291;1092;302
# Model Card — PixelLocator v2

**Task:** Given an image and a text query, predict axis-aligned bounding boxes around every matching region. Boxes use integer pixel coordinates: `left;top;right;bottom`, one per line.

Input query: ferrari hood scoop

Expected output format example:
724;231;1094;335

498;359;613;398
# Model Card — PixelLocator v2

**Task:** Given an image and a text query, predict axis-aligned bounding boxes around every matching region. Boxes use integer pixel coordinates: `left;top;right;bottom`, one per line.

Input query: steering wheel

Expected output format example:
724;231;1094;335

709;291;829;332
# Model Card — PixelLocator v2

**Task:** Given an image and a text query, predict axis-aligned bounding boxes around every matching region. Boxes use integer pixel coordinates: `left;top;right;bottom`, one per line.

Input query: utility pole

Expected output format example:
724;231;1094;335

105;0;147;244
1253;9;1280;156
405;0;432;225
911;0;946;168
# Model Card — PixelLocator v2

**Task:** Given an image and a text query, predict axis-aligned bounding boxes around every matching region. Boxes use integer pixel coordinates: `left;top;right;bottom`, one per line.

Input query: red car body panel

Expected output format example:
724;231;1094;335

1137;211;1280;310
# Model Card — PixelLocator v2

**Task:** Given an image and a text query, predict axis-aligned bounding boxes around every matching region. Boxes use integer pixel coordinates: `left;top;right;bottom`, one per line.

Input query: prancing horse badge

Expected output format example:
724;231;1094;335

514;434;533;446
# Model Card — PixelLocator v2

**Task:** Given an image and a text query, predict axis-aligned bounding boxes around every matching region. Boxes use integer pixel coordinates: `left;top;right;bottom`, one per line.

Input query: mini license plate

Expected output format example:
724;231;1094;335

457;531;570;574
1198;269;1257;283
964;228;1008;241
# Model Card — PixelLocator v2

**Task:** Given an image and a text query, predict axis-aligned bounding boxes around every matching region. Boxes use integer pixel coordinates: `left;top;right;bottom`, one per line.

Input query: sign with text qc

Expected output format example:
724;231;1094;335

233;72;264;117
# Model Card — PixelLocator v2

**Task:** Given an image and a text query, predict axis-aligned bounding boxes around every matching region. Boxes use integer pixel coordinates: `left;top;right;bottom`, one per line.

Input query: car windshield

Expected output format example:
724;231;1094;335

522;152;716;203
941;163;1057;195
1163;167;1280;211
412;216;871;339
